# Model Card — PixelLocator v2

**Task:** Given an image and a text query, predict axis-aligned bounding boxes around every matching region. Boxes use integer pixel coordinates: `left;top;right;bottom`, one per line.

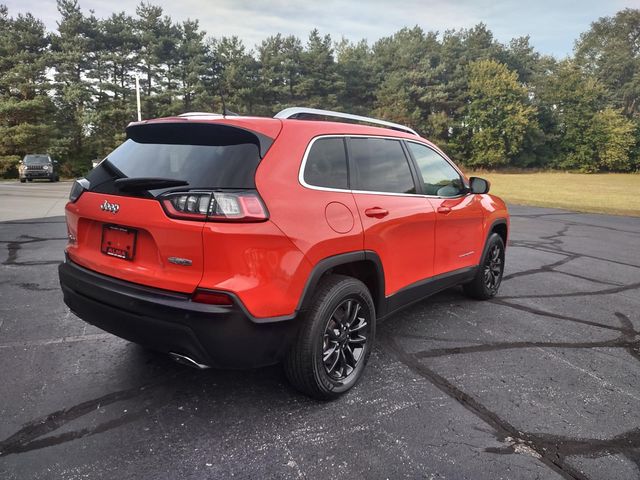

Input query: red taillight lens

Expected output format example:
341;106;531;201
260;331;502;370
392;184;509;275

191;289;233;306
161;191;268;222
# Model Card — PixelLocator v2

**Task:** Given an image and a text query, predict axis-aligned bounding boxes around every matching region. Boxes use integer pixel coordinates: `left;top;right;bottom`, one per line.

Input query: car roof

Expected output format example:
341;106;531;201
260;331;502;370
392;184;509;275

132;114;445;156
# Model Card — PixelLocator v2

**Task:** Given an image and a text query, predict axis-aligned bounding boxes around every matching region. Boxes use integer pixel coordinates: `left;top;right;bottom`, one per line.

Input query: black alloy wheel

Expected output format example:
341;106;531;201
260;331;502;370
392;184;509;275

483;243;503;294
463;232;505;300
284;275;376;400
322;298;370;381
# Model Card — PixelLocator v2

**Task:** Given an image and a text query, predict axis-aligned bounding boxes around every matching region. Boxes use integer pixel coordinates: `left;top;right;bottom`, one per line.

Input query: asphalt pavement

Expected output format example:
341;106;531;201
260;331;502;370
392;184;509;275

0;181;639;479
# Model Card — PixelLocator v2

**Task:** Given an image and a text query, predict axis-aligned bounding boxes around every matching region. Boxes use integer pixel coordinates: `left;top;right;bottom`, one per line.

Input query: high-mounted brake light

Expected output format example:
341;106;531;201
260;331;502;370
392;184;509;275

160;191;268;222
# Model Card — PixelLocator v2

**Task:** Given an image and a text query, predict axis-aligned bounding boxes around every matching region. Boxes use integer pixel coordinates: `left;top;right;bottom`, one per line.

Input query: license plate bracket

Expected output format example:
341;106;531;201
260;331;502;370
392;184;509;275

101;224;137;261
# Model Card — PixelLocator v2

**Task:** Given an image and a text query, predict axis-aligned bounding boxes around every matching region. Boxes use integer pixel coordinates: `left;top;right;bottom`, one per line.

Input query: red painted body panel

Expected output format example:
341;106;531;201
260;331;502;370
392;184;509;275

66;192;206;293
428;195;485;275
199;221;312;318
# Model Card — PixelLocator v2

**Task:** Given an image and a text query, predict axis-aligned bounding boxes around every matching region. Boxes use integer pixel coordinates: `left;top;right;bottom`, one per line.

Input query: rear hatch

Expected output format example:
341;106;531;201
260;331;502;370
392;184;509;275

65;120;278;293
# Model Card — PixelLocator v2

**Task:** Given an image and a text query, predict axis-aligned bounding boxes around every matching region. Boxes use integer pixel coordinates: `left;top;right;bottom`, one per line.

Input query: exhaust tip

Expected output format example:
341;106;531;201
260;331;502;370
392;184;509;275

169;352;211;370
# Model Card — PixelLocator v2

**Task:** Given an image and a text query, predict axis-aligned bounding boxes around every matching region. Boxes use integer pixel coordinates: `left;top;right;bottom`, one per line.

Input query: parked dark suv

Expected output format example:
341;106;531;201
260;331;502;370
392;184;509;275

59;108;509;400
19;154;60;182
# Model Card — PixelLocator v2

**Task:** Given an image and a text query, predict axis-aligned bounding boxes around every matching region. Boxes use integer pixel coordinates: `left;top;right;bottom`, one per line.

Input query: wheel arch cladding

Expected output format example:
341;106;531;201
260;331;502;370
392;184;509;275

297;251;385;317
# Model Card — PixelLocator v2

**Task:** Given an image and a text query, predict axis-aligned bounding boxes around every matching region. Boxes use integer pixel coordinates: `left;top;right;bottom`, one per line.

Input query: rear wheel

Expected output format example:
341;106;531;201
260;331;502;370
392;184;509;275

27;178;32;182
19;178;26;183
284;275;375;400
463;233;505;300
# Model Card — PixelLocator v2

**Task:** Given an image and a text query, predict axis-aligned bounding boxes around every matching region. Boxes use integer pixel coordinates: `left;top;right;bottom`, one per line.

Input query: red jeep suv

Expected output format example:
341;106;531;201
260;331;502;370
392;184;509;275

58;108;509;399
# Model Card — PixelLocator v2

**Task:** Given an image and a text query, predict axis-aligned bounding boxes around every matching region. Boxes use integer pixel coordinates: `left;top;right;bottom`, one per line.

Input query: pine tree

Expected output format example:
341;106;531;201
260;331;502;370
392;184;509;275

0;6;54;177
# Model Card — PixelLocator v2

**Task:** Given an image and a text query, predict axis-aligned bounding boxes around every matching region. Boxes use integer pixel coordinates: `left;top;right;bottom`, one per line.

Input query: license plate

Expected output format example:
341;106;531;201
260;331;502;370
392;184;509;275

101;225;137;260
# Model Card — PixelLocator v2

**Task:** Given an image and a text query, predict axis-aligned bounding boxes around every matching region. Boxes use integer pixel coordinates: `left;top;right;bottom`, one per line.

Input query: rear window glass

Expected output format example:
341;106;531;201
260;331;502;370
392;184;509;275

87;123;270;195
303;138;348;189
104;140;261;189
350;138;415;194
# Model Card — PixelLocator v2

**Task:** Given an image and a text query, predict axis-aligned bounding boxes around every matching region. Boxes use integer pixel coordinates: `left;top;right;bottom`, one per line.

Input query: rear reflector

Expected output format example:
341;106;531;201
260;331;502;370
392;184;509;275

191;290;233;306
161;191;268;222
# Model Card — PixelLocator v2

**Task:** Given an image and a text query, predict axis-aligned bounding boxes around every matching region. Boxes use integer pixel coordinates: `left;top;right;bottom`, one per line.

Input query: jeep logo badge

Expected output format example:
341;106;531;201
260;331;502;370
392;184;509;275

100;200;120;214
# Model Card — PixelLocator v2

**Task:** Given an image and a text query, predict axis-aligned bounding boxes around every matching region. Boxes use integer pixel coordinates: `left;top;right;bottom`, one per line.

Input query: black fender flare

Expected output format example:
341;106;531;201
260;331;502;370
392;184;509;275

296;250;386;317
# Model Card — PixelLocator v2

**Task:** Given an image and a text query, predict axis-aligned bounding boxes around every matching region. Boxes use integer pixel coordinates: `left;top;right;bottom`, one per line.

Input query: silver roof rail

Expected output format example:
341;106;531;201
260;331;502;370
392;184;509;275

274;107;419;136
178;112;224;119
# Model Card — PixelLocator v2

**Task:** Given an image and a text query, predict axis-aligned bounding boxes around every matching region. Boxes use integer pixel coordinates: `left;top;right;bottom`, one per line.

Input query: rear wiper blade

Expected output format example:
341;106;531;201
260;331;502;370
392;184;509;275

114;177;189;191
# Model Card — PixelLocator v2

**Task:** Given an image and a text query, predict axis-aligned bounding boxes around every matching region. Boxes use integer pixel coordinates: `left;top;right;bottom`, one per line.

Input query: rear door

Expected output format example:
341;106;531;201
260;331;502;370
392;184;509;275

349;136;436;296
65;121;273;293
405;141;485;275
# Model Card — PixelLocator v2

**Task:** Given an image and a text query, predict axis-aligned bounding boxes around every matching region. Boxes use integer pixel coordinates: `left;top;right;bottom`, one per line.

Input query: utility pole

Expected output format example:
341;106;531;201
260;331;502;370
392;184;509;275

135;74;142;121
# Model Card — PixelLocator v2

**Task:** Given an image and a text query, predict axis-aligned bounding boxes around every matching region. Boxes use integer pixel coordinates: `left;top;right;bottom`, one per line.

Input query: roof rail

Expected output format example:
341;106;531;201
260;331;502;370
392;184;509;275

274;107;419;136
178;112;224;119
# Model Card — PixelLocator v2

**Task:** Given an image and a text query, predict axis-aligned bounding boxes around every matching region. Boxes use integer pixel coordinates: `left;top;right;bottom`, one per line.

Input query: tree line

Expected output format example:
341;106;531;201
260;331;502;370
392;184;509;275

1;0;640;177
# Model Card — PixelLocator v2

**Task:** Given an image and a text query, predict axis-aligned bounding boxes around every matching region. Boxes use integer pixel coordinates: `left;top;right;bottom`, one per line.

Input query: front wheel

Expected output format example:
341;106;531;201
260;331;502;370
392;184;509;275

463;233;505;300
284;275;375;400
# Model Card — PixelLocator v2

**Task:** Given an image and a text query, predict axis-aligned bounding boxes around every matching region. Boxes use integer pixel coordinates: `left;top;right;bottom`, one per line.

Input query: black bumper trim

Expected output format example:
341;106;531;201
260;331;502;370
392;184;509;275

58;260;299;368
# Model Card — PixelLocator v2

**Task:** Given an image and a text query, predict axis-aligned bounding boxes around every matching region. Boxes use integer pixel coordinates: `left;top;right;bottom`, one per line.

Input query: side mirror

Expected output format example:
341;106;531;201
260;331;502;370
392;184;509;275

53;160;59;165
469;177;490;194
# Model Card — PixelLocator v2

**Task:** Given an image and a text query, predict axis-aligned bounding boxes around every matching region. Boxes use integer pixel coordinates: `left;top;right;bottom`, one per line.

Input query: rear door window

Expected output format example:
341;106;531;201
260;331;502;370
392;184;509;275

303;137;348;189
350;137;416;194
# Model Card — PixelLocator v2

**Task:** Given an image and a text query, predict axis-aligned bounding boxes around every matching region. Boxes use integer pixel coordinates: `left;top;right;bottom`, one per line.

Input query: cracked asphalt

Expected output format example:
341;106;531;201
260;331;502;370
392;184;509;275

0;183;639;479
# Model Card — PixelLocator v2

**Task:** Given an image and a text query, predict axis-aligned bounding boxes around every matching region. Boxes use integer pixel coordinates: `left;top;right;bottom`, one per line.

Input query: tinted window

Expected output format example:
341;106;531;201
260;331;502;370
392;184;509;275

303;138;348;189
87;123;267;196
350;138;415;194
407;143;464;197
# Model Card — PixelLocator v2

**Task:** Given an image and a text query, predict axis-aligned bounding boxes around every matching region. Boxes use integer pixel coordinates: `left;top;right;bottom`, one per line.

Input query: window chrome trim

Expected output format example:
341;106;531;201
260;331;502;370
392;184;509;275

298;134;468;199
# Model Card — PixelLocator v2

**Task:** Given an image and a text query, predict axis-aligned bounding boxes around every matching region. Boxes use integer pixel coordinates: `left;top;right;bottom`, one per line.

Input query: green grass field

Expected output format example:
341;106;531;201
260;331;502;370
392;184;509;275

466;172;640;217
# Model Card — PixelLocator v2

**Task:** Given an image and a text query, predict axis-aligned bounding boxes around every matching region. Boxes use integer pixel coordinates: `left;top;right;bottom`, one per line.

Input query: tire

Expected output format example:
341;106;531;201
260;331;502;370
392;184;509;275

19;178;26;183
463;233;505;300
27;178;32;182
284;274;376;400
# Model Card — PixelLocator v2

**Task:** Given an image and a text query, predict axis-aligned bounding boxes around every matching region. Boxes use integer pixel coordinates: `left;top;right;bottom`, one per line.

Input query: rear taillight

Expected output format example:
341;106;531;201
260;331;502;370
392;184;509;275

69;178;90;203
161;191;268;222
191;289;233;306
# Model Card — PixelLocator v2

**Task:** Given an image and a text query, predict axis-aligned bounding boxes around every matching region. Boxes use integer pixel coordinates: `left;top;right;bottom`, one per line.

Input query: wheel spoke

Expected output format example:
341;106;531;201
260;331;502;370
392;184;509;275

323;343;338;362
348;335;367;345
326;349;340;373
343;345;356;367
348;302;361;327
349;318;368;333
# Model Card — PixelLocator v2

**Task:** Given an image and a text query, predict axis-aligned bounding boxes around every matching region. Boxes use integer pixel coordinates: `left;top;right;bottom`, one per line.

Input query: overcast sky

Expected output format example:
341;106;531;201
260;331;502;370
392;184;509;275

4;0;640;57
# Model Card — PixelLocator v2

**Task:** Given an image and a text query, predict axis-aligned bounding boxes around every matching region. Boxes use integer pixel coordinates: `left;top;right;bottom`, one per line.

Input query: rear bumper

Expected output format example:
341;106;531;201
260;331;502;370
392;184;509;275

58;258;299;368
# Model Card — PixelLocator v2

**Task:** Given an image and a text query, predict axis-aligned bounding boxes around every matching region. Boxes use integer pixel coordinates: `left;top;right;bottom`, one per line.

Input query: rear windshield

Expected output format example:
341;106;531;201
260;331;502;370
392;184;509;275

86;122;271;196
104;140;261;188
24;155;50;164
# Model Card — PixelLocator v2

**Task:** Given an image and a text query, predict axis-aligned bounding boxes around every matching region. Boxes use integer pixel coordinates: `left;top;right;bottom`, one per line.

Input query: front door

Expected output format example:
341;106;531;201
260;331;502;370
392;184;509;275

405;141;485;276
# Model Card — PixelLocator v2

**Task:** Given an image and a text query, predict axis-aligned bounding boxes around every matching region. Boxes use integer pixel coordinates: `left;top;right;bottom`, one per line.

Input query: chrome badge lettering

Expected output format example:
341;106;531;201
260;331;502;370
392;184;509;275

100;200;120;214
168;257;193;266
